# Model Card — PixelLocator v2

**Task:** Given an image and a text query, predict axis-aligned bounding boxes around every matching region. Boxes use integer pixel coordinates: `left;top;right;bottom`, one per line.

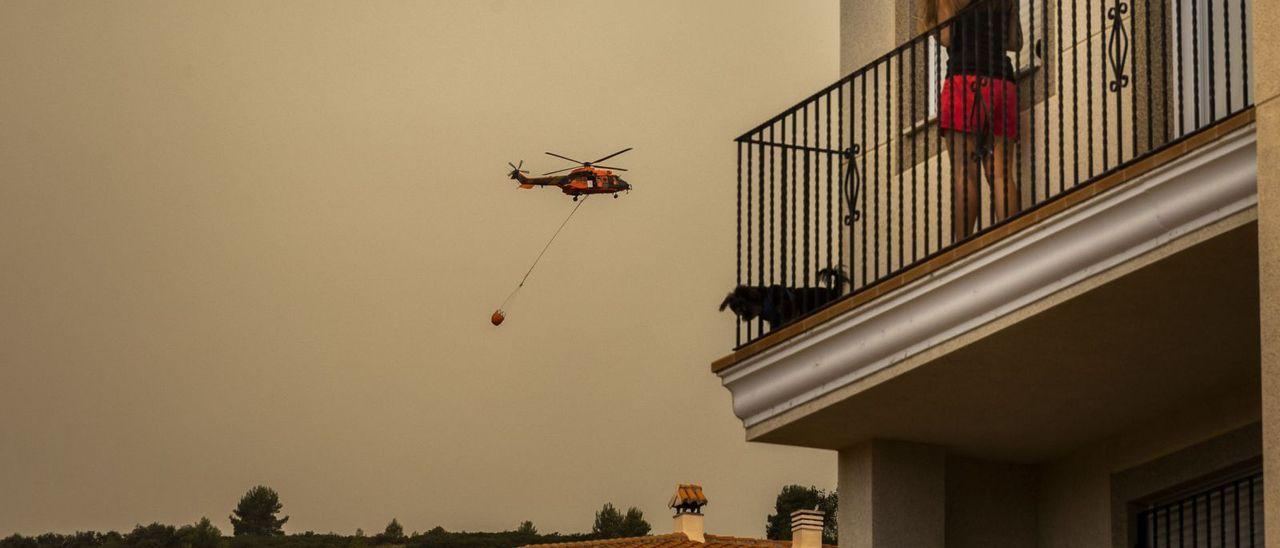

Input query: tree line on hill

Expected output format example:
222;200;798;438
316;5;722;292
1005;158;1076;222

2;484;835;548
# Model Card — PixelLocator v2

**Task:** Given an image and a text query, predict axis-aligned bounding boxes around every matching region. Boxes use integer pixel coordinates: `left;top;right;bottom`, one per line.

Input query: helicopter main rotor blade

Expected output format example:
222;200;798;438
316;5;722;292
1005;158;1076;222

592;165;628;172
590;147;633;165
541;166;577;176
545;152;586;165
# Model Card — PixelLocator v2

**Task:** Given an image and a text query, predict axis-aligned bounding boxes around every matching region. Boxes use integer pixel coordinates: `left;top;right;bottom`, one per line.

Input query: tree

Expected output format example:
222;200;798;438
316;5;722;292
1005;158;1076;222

511;520;539;545
177;517;224;548
350;528;368;548
373;519;405;545
619;508;650;537
592;503;650;539
592;503;624;538
64;531;109;547
0;534;37;548
124;523;178;548
229;485;289;536
420;526;446;542
765;485;837;545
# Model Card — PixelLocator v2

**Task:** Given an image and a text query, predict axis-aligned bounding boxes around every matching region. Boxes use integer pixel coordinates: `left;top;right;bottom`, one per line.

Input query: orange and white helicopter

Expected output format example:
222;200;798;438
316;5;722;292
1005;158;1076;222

507;148;633;200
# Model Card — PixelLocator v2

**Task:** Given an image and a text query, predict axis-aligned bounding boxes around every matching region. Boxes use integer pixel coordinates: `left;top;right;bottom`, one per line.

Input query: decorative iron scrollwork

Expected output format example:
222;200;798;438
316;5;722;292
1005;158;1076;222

1107;1;1131;92
841;144;862;225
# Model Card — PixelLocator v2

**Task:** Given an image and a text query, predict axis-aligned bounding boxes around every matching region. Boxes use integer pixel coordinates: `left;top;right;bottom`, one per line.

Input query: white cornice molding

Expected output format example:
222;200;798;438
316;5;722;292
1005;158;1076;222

718;126;1258;429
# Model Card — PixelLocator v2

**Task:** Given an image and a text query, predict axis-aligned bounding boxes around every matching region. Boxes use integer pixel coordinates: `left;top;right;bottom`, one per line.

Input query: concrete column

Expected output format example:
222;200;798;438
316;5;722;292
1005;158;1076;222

837;439;946;548
1258;0;1280;543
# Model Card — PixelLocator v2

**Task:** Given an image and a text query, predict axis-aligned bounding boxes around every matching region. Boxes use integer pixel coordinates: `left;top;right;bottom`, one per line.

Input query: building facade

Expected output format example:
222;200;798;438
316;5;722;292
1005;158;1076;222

714;0;1277;545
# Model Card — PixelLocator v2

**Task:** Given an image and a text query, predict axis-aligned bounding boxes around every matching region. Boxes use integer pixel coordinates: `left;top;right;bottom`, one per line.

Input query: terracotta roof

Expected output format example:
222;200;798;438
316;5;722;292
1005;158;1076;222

523;532;833;548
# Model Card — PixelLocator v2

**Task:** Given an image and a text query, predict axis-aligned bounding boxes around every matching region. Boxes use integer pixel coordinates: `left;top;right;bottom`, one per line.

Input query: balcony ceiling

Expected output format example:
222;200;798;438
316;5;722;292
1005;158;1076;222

748;218;1260;461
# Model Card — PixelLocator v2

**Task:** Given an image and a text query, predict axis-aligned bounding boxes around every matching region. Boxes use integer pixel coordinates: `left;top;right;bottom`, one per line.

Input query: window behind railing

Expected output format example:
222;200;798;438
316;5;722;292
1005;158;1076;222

729;0;1254;348
1136;470;1263;547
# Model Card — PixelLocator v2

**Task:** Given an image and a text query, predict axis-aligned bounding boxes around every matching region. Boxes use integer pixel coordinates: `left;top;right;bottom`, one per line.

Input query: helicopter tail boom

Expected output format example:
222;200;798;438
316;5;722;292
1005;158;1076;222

507;161;563;189
512;176;562;188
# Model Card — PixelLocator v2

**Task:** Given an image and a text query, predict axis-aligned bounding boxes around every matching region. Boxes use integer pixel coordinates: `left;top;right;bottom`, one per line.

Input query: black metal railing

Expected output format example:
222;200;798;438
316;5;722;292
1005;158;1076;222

729;0;1254;347
1136;470;1263;547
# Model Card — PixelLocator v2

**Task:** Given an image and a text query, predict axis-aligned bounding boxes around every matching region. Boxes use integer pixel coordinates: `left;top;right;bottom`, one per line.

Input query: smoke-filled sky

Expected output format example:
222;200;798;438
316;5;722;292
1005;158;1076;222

0;0;838;538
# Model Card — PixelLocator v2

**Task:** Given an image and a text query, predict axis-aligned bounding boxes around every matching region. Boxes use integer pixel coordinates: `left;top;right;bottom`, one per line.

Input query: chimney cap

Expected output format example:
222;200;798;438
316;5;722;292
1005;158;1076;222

668;484;708;515
789;509;824;531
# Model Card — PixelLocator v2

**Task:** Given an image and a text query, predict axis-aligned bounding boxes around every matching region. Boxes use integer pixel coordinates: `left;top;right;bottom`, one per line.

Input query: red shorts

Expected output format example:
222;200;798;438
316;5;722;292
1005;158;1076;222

939;75;1019;140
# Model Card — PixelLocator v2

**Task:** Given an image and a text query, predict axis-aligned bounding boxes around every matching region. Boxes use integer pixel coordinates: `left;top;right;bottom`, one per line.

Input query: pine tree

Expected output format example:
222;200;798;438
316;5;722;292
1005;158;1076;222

177;517;224;548
374;518;405;544
619;508;651;537
764;485;837;545
229;485;289;536
592;503;625;538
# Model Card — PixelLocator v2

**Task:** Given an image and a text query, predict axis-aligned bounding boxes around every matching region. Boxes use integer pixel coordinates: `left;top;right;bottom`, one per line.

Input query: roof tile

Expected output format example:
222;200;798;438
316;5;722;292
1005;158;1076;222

522;532;835;548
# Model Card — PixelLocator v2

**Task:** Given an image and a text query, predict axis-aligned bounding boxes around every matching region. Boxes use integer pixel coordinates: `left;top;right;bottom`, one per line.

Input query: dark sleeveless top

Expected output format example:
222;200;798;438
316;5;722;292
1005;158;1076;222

945;4;1016;80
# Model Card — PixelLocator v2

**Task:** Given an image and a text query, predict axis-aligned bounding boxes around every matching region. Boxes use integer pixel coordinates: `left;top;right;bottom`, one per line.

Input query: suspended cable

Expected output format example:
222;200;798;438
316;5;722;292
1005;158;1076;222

491;196;589;325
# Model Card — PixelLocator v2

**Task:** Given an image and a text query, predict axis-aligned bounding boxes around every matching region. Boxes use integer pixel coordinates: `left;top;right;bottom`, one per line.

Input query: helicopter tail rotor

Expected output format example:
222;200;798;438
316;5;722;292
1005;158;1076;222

507;160;530;181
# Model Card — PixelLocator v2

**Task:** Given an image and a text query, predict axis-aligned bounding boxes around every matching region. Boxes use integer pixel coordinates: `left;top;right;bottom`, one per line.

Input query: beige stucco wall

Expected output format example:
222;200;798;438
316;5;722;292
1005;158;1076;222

945;456;1038;548
750;0;1230;295
836;385;1259;547
943;386;1259;547
838;440;946;548
839;0;1159;284
1254;0;1280;540
1037;386;1260;548
827;0;1250;287
840;0;909;75
829;2;1274;543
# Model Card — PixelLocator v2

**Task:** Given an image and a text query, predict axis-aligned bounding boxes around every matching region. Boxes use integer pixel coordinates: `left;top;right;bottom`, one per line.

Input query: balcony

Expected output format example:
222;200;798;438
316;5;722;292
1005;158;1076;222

714;0;1257;453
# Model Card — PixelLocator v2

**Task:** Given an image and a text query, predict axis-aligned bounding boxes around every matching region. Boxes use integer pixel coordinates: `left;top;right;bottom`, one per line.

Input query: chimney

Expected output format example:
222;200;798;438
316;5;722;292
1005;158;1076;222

789;509;824;548
668;484;707;543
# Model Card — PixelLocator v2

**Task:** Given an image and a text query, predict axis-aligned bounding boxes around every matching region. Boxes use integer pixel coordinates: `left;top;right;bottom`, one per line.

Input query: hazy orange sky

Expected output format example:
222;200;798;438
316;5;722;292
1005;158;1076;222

0;0;838;538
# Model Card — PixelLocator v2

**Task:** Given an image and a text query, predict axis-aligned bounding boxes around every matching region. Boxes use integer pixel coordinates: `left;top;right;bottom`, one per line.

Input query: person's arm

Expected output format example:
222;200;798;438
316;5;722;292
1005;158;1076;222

937;1;955;48
1005;0;1023;52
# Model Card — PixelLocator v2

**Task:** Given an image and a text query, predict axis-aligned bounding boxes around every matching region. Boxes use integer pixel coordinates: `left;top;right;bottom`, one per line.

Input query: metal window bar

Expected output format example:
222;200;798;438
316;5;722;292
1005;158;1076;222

1136;470;1263;547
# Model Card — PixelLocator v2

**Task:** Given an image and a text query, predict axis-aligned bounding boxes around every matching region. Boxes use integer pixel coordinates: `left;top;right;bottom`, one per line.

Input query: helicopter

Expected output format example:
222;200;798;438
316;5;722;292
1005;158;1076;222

507;148;633;200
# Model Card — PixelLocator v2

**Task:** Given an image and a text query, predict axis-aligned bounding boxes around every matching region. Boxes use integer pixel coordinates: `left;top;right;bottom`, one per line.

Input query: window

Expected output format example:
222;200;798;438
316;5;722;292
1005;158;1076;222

1171;0;1254;132
1135;469;1263;547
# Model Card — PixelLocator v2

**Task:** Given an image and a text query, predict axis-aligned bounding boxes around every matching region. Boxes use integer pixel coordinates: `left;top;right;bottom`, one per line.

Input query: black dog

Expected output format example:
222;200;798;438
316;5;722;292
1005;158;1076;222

719;267;849;332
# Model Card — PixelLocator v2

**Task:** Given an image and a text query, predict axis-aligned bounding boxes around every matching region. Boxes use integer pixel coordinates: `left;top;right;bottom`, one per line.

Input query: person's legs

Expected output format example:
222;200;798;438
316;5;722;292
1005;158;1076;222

946;131;982;241
984;78;1021;222
986;137;1019;221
